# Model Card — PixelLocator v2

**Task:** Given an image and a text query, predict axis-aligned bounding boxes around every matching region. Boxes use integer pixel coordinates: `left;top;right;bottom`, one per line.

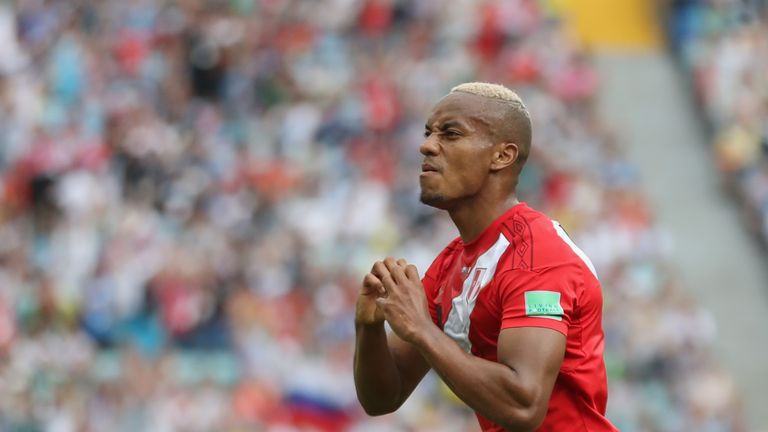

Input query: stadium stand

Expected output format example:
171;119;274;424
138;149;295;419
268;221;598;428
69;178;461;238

668;0;768;245
0;0;745;430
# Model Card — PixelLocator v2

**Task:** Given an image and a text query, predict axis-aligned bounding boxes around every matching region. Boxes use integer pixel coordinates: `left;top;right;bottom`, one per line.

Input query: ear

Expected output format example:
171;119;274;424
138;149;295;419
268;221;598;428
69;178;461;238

489;142;519;172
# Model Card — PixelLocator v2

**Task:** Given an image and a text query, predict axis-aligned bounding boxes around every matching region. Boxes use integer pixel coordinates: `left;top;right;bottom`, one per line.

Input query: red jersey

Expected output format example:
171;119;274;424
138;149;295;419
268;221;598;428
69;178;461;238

422;203;617;431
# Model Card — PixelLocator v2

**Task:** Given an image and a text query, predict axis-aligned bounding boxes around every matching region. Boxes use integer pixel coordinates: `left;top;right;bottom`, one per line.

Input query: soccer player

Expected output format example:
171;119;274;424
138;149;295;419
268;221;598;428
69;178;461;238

353;82;618;431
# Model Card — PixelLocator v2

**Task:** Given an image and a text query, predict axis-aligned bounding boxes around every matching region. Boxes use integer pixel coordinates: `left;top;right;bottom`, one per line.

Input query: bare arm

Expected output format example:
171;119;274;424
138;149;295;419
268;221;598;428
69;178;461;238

353;267;431;415
414;326;564;430
354;324;430;415
375;257;565;431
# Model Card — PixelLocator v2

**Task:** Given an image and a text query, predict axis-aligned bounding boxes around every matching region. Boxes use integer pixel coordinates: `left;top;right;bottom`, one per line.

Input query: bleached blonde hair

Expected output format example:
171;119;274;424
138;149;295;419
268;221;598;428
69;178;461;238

451;82;521;102
450;82;529;117
449;82;532;168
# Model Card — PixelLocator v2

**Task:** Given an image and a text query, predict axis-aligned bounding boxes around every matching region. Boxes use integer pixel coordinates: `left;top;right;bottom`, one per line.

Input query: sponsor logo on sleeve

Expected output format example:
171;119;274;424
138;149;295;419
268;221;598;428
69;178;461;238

524;291;564;321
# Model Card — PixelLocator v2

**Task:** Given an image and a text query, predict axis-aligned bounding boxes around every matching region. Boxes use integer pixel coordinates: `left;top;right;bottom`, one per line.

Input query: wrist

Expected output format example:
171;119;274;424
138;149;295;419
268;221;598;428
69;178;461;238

355;320;386;332
409;320;441;349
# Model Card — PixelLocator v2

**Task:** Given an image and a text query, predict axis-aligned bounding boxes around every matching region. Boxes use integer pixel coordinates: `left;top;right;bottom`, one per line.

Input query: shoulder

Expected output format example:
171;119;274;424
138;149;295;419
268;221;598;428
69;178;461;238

498;205;588;275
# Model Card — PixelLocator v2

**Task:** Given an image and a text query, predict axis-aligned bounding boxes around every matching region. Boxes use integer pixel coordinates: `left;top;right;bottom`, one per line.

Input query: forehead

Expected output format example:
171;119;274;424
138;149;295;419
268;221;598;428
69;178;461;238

426;92;499;129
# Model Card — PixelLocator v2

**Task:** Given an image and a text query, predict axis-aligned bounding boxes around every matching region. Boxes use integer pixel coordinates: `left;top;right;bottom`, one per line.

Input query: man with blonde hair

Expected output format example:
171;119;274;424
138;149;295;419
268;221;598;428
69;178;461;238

354;83;617;431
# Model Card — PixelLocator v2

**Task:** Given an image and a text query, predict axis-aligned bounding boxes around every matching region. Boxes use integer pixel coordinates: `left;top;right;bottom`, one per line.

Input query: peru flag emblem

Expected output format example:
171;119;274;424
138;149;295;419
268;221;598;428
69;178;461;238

467;267;488;302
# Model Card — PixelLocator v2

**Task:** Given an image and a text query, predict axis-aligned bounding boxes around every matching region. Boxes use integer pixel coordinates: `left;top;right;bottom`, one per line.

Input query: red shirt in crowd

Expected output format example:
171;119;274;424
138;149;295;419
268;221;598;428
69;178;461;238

422;203;618;431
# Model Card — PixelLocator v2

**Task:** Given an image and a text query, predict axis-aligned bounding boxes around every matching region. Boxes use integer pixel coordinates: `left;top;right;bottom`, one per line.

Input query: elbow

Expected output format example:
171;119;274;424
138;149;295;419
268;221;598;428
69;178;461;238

358;400;398;417
356;392;401;417
499;411;546;432
354;379;403;417
360;404;396;417
497;397;548;431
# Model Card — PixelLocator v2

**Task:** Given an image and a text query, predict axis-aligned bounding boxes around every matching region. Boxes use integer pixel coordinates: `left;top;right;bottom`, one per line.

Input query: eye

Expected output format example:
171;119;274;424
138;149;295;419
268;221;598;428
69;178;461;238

423;130;432;138
441;130;461;139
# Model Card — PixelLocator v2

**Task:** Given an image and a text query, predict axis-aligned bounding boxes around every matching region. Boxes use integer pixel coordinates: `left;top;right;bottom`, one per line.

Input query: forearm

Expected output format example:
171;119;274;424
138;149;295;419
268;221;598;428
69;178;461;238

353;322;403;415
415;327;541;430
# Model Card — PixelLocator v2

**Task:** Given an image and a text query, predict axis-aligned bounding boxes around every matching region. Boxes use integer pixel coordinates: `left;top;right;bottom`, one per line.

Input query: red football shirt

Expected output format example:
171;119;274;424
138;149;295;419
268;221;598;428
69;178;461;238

422;203;617;431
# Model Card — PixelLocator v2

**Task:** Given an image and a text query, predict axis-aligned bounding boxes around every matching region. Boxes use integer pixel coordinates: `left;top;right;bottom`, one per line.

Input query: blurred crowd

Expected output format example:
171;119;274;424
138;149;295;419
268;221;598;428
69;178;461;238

0;0;744;431
669;0;768;245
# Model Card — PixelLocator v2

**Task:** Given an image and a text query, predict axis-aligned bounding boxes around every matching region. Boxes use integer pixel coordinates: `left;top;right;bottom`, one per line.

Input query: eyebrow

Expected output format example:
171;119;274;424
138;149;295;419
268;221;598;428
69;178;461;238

425;120;471;131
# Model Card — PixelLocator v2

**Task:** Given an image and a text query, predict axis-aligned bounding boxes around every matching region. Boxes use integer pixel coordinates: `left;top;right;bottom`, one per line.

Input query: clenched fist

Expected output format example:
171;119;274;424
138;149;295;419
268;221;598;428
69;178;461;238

355;270;386;326
370;257;434;344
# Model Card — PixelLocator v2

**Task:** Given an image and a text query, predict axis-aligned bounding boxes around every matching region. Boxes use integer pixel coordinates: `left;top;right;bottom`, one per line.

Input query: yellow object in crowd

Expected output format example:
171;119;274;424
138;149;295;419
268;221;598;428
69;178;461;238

549;0;663;50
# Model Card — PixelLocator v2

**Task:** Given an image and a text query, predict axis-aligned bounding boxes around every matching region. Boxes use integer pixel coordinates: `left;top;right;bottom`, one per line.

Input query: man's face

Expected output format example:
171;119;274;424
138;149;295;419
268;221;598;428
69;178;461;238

419;92;497;209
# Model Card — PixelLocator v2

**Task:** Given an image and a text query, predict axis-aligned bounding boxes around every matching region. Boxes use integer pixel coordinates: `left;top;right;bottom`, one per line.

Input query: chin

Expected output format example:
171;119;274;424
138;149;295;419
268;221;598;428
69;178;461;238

419;191;450;209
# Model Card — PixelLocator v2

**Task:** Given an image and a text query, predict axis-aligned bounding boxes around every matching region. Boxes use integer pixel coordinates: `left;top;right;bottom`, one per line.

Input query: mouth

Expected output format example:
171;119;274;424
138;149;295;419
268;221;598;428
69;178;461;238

421;162;439;175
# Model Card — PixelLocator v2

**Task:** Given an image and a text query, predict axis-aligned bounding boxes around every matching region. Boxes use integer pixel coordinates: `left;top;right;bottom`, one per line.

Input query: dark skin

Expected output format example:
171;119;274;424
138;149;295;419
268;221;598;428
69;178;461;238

353;91;566;431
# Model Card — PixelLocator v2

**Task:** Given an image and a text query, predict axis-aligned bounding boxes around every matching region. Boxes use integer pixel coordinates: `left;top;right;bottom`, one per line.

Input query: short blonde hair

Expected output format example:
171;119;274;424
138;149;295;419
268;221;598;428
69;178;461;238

451;82;522;102
450;82;532;167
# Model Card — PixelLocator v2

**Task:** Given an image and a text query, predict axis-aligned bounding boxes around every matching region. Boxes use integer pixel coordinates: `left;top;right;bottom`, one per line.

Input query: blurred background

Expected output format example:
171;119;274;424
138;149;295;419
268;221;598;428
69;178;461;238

0;0;766;431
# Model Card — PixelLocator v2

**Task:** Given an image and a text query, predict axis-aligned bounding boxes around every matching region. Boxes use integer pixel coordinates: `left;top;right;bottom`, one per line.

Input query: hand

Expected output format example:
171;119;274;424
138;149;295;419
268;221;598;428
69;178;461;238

355;270;386;326
372;257;434;344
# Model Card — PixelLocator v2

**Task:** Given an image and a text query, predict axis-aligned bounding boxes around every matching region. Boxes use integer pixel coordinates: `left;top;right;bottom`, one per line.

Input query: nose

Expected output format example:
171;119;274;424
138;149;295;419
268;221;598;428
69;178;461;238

419;135;439;156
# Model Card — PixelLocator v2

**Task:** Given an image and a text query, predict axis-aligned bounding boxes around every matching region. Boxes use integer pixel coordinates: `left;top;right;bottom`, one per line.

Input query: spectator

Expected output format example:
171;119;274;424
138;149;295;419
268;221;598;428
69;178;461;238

672;0;768;244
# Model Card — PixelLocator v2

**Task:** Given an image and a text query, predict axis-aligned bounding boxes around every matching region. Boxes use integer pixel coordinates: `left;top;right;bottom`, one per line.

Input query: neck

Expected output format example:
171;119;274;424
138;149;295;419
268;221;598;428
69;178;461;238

448;194;519;243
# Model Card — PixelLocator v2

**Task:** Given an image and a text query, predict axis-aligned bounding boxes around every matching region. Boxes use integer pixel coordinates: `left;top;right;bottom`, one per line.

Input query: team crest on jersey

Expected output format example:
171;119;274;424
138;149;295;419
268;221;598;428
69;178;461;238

467;267;488;302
